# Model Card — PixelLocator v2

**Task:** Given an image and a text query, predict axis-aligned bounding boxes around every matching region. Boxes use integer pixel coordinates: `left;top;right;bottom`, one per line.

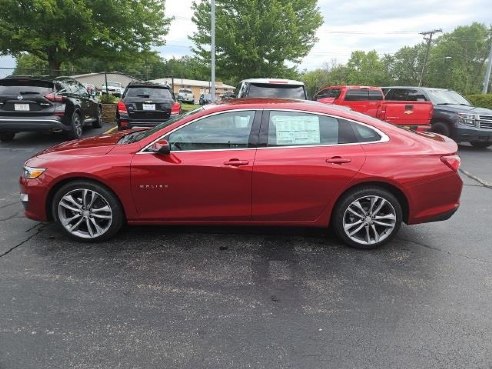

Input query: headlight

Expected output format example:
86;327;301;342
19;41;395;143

458;113;479;127
23;166;46;179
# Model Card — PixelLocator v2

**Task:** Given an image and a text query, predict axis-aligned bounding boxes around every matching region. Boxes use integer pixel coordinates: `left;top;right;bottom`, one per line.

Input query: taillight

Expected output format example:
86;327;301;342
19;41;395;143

117;100;128;114
441;154;461;172
171;102;181;115
44;93;66;103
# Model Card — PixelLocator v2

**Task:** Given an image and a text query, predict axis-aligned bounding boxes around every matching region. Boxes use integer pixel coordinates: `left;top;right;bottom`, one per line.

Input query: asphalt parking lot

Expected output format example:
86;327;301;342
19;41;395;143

1;129;491;369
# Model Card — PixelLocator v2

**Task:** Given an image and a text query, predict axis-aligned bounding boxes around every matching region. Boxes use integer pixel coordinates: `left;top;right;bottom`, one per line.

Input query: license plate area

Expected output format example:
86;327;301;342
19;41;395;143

14;104;30;111
142;104;155;111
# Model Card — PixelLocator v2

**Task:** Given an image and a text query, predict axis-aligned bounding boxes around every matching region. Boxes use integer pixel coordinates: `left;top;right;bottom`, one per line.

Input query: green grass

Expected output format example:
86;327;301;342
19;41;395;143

180;103;201;112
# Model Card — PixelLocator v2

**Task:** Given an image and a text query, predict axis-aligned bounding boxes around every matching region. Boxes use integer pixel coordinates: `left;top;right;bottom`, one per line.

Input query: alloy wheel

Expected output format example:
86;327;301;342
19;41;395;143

57;188;113;239
342;195;397;246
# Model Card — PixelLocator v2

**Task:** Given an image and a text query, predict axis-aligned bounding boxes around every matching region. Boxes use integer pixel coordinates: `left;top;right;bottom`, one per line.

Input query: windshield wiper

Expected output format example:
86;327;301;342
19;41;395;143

437;103;470;106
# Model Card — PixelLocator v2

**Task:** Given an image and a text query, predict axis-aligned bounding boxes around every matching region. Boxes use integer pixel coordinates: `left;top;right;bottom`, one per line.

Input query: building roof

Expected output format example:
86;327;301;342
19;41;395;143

149;77;235;90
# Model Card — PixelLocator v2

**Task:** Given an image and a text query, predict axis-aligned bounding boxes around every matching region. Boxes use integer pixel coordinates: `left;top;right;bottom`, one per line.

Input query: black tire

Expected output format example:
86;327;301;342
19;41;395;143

0;132;15;142
51;180;124;242
92;106;102;128
332;186;402;249
431;121;451;137
470;141;491;149
66;111;83;140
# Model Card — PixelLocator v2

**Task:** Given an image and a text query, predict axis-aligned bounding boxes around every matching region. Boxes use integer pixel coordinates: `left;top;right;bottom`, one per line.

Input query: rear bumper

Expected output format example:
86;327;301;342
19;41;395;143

0;117;67;133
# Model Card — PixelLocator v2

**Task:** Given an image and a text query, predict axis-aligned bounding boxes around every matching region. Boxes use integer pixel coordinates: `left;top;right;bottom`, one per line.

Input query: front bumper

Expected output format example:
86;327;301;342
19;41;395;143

455;123;492;143
0;116;67;133
19;176;49;222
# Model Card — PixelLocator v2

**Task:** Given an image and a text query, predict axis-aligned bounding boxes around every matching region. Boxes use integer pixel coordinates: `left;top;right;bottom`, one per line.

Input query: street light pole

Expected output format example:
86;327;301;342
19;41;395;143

211;0;216;102
482;39;492;94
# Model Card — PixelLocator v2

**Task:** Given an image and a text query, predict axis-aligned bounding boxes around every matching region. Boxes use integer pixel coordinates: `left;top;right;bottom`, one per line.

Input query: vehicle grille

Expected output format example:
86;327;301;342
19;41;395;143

479;115;492;129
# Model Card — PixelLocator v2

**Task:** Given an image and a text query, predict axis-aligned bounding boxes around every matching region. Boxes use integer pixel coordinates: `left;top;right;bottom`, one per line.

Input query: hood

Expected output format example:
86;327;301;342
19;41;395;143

434;104;492;115
37;131;129;156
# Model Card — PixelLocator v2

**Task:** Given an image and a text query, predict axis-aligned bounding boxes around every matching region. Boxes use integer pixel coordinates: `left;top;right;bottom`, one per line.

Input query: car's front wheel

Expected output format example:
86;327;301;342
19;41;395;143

52;180;124;242
332;187;402;249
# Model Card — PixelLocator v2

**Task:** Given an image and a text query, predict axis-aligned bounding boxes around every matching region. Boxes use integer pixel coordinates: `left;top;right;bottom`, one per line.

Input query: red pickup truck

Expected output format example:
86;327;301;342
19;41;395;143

314;85;433;131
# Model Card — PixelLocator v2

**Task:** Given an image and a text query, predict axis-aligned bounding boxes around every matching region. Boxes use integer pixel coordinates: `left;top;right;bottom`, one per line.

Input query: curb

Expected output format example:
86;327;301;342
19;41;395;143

459;169;492;189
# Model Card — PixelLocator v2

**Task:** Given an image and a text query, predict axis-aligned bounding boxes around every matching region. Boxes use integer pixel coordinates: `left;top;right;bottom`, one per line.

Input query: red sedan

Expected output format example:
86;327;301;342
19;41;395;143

19;99;463;249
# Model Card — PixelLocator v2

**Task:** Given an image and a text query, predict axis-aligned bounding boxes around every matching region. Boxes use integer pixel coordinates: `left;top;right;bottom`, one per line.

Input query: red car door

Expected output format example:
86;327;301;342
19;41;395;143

252;110;366;222
131;110;259;221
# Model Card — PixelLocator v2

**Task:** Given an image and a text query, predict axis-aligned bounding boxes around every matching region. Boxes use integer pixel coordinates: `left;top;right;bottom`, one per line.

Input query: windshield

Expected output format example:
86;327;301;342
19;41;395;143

426;89;471;106
106;81;121;87
117;107;204;144
247;83;306;99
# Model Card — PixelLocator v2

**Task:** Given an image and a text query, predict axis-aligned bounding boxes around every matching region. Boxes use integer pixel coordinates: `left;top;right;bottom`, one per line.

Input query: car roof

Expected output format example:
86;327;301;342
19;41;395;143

322;85;382;90
239;78;305;86
383;86;452;92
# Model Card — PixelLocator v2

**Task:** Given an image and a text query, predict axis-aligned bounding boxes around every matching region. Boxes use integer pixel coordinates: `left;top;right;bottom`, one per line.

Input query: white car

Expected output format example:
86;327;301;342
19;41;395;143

236;78;307;99
101;81;125;97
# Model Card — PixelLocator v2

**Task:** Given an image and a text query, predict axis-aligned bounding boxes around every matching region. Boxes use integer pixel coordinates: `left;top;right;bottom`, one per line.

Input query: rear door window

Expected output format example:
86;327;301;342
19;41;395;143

345;89;369;101
266;111;357;146
126;87;173;99
316;89;341;99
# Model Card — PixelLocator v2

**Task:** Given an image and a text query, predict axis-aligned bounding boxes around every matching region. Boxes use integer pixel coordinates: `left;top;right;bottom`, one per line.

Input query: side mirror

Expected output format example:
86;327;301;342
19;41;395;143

149;139;171;155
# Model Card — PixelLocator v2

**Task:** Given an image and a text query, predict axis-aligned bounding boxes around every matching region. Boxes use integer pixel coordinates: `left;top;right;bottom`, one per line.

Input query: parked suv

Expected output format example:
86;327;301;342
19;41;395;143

0;76;101;142
236;78;308;99
116;81;182;130
383;86;492;148
177;88;195;104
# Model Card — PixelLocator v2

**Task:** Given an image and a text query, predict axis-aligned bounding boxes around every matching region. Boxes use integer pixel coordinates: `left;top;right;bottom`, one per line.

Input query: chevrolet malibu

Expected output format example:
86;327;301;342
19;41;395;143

19;99;463;249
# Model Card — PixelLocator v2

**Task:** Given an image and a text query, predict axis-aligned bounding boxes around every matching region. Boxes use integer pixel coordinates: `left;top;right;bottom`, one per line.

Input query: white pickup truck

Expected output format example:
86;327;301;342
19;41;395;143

101;81;125;97
177;88;195;104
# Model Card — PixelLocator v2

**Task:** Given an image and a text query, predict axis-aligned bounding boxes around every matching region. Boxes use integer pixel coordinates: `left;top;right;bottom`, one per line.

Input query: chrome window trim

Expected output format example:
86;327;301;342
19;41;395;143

137;108;390;155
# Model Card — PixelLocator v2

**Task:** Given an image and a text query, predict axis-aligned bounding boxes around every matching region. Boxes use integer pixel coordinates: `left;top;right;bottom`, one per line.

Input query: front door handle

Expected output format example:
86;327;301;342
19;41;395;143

224;159;249;166
326;156;351;164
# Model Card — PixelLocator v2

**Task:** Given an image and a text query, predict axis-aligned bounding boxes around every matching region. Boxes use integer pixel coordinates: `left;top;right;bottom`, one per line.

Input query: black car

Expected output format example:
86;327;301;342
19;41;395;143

0;76;101;142
383;86;492;149
116;81;181;130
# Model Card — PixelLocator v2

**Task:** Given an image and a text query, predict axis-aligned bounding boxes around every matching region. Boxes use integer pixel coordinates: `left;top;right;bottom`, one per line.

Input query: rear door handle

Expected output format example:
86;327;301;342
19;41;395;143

326;156;351;164
224;159;249;166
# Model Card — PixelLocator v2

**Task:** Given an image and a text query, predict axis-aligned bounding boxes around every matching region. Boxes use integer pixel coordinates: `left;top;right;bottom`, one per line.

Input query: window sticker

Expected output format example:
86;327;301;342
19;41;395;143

271;114;320;145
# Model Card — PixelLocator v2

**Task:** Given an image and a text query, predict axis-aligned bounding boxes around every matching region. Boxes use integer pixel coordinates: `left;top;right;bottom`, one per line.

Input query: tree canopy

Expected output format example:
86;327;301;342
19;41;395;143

190;0;323;81
0;0;172;75
302;23;492;96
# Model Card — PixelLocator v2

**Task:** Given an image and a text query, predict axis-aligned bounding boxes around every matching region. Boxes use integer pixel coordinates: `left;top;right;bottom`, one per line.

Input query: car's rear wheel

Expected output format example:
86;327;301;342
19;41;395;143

67;112;83;139
332;187;402;249
92;106;102;128
52;180;124;242
470;141;491;149
0;132;15;142
431;121;451;137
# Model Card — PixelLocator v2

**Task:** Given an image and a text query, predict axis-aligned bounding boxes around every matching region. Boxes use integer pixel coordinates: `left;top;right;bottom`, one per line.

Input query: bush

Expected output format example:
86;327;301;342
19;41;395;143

466;94;492;109
99;93;118;104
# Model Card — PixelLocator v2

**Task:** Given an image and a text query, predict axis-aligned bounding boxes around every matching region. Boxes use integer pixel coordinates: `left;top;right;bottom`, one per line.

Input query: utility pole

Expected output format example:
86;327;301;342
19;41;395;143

211;0;216;102
418;29;442;87
482;39;492;94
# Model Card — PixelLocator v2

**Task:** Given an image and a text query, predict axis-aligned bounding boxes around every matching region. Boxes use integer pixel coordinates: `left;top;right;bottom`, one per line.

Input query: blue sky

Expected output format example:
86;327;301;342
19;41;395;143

1;0;491;77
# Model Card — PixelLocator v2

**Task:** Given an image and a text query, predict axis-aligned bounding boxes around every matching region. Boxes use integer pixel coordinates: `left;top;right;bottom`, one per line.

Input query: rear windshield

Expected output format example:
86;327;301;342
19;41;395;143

247;83;306;99
125;87;173;100
0;79;54;95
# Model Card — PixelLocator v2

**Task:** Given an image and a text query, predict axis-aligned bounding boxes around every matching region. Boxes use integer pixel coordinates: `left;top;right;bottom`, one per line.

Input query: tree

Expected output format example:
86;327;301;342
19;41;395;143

345;50;390;86
190;0;323;82
0;0;172;75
